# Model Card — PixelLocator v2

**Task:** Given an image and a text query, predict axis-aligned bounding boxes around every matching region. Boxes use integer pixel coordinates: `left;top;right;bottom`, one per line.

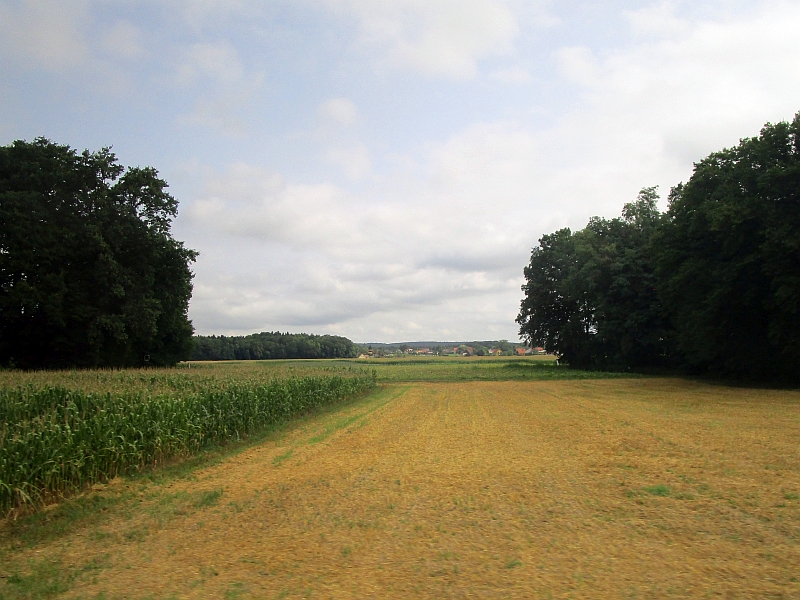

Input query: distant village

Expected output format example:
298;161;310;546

357;343;546;359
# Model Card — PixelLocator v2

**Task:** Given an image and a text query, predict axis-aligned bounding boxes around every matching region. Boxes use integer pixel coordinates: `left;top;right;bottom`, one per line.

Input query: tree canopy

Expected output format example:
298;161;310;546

518;113;800;382
0;138;197;368
654;114;800;380
191;332;358;360
517;188;670;370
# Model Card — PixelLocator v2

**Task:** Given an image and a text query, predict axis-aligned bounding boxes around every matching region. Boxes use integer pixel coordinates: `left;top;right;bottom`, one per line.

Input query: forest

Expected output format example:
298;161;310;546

190;331;359;360
517;113;800;383
0;139;196;369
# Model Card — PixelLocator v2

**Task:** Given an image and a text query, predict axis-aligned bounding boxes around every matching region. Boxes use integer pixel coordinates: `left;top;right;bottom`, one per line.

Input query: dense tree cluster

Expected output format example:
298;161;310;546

518;114;800;382
0;139;197;368
191;332;359;361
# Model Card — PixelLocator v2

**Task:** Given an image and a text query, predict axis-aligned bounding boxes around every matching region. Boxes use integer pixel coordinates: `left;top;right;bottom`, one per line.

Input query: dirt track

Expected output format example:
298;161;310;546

6;379;800;598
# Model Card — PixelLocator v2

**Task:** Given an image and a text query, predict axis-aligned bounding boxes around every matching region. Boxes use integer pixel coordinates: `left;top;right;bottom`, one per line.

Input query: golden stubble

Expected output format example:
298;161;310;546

9;379;800;598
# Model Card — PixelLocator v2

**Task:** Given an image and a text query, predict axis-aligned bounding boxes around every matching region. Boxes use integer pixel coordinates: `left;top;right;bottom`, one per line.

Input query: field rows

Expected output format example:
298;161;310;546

2;377;799;598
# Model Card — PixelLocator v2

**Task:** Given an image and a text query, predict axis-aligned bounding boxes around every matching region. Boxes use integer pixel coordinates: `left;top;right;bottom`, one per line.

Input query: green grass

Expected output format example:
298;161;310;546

0;554;110;600
308;413;365;445
0;355;632;393
225;582;247;599
194;489;223;509
272;449;294;466
1;557;72;599
642;485;671;497
177;355;639;384
339;355;639;382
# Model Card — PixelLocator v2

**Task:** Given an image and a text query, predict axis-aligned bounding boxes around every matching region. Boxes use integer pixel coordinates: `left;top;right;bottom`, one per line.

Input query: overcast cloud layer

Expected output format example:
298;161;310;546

3;0;800;341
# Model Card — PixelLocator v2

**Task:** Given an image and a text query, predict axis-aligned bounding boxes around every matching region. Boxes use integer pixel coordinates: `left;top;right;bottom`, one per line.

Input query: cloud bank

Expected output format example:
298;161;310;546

3;0;799;340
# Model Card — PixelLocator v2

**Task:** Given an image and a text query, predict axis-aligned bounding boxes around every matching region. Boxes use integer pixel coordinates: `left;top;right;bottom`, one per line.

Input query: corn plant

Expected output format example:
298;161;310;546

0;368;376;513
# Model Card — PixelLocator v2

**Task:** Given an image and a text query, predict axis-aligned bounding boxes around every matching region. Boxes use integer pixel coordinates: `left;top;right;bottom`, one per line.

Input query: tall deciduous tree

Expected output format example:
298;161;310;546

654;114;800;381
0;138;197;368
519;112;800;382
517;188;671;370
517;227;586;365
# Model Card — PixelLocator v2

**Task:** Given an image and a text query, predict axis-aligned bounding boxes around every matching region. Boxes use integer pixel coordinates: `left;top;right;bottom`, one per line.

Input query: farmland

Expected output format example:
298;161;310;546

185;355;636;382
0;364;376;513
0;357;596;514
2;359;800;598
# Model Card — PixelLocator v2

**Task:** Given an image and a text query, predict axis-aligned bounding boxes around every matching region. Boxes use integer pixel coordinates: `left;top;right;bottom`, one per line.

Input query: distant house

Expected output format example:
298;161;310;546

515;347;529;356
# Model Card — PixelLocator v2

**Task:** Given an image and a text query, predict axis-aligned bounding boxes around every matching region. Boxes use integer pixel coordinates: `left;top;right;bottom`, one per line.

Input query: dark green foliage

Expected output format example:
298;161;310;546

517;188;670;370
472;344;489;356
0;371;376;513
518;112;800;382
191;331;359;360
578;188;672;370
0;138;196;368
654;114;800;381
516;228;587;365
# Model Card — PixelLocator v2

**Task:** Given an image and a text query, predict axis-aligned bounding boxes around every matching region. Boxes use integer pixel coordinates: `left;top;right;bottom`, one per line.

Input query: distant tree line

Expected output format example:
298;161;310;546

191;332;359;361
517;113;800;383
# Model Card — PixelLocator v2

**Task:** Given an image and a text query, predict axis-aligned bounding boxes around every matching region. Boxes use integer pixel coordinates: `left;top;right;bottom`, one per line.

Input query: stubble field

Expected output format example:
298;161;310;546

2;363;800;598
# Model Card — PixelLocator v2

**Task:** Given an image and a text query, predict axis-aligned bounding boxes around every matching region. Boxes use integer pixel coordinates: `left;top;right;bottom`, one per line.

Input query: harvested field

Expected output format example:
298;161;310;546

2;378;800;598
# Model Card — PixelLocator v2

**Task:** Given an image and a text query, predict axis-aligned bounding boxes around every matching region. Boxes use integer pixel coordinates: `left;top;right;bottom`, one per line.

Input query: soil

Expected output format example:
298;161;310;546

4;378;800;598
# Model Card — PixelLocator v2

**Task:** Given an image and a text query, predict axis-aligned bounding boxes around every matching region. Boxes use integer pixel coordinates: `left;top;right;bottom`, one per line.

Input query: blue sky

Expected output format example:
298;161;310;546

3;0;799;342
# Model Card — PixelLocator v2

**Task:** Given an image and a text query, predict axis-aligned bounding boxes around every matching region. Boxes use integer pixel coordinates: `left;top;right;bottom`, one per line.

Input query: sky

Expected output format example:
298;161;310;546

2;0;800;342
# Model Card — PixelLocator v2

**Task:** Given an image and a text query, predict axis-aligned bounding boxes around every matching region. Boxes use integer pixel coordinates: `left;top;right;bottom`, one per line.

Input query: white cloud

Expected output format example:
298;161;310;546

6;0;796;341
426;121;537;201
102;21;145;60
314;98;369;179
172;0;247;29
177;41;245;85
489;65;532;84
175;42;263;136
624;1;687;38
326;144;372;180
556;46;599;87
180;152;532;337
181;1;800;338
553;1;800;181
316;97;360;128
321;0;520;78
0;0;90;70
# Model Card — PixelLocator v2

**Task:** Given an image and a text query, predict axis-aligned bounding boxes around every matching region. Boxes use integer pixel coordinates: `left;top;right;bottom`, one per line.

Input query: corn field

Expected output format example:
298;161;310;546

0;364;376;513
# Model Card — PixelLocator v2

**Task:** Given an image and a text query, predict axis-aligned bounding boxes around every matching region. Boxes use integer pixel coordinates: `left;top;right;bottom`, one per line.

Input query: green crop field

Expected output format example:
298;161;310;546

183;354;638;383
0;357;629;515
0;364;376;514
